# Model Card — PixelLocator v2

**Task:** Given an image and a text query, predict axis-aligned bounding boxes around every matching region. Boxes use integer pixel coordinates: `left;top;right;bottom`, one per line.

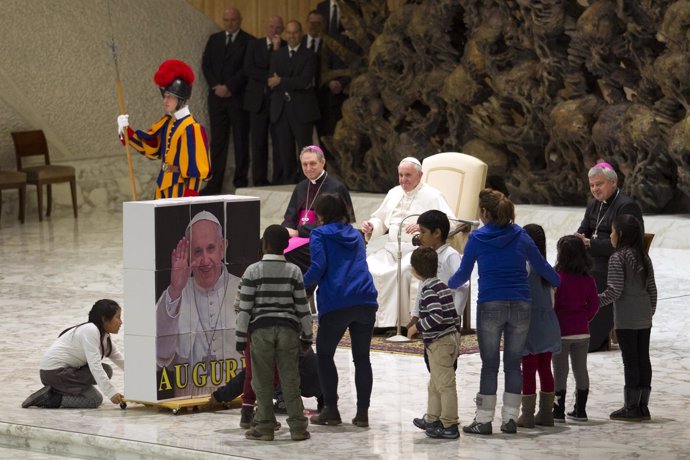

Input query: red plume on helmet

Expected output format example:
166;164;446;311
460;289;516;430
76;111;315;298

154;60;195;87
154;60;194;101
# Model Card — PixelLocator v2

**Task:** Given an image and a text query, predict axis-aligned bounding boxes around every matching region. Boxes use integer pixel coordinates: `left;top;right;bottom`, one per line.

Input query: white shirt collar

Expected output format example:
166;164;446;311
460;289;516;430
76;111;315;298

309;170;326;185
263;254;286;261
289;44;301;53
404;181;424;196
174;106;190;120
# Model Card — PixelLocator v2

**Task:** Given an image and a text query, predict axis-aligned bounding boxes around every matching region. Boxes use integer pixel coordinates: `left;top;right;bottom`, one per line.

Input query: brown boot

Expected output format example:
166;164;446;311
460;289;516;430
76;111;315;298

517;393;536;428
535;391;555;426
310;405;342;425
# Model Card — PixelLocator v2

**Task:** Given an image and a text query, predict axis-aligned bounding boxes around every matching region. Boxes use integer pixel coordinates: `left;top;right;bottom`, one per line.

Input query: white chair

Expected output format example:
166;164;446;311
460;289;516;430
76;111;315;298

422;152;488;333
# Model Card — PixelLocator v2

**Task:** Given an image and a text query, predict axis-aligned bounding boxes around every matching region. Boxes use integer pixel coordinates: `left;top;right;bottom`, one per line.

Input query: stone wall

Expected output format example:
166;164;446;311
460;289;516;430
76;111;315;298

0;0;218;220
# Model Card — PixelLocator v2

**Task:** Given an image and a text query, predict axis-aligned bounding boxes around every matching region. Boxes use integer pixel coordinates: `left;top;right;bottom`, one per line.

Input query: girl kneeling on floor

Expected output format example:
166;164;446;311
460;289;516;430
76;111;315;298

22;299;124;409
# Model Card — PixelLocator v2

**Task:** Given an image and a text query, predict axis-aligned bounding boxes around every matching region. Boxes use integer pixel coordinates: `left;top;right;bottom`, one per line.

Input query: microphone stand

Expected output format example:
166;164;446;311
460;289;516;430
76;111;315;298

386;215;481;343
386;213;421;343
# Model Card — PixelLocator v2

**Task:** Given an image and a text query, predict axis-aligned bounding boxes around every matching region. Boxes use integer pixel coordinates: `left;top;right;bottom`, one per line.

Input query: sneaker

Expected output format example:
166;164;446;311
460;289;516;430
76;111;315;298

426;423;460;439
244;428;274;441
22;386;53;408
462;420;492;435
309;406;342;425
291;431;311;441
500;419;517;434
566;408;588;422
240;406;254;429
413;417;441;431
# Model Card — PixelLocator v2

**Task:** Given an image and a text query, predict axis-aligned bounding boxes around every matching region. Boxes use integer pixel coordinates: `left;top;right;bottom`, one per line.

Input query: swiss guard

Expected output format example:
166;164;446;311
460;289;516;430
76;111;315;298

117;59;211;198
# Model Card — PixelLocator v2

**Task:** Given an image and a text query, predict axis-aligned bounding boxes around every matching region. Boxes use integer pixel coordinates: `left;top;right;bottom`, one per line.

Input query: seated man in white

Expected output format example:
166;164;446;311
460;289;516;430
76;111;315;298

156;211;241;397
360;157;457;328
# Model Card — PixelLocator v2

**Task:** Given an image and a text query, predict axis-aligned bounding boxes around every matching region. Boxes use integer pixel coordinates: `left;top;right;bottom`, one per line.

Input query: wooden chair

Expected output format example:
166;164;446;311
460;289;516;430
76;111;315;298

422;152;488;334
0;170;27;224
11;130;77;221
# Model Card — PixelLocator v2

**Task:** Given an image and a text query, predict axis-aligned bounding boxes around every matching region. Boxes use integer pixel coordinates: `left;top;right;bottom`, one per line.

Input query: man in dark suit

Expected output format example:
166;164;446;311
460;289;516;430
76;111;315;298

201;7;254;194
268;20;320;185
243;16;285;186
303;10;350;164
317;0;344;38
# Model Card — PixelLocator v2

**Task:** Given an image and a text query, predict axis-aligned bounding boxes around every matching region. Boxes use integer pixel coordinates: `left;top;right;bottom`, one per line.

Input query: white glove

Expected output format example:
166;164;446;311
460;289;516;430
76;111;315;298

117;114;129;137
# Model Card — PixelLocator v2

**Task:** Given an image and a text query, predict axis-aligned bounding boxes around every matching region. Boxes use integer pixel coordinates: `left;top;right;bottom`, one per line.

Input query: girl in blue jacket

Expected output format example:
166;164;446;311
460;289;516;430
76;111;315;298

448;189;560;435
303;194;378;429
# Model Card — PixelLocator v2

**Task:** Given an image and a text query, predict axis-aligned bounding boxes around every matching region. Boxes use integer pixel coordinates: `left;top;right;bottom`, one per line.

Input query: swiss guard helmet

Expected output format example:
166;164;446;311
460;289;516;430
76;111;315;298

153;59;194;104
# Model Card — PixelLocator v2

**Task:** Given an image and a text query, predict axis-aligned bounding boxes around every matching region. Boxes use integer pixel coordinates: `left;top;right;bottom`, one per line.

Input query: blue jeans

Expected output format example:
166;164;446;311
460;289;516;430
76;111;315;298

316;305;376;409
476;300;530;395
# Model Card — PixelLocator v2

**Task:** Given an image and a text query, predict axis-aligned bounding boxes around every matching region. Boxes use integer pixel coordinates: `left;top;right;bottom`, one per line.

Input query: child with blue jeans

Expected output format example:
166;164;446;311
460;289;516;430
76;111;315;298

449;189;560;435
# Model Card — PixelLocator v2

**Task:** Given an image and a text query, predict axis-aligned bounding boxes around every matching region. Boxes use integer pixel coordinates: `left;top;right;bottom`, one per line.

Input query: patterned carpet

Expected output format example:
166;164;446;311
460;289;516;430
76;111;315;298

312;322;480;356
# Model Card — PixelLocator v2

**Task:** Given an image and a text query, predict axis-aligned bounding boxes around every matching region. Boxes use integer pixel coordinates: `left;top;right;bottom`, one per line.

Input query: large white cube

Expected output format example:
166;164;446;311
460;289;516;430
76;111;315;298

123;195;259;402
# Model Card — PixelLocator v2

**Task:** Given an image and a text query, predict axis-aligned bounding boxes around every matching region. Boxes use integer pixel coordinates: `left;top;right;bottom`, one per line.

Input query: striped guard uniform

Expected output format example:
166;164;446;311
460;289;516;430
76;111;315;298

126;110;210;198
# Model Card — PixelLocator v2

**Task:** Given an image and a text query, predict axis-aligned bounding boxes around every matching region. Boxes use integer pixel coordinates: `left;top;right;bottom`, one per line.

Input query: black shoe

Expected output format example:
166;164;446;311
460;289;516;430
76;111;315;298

413;417;441;431
240;405;254;429
22;386;56;408
500;419;517;434
352;408;369;427
309;405;342;425
566;389;589;421
462;420;492;435
553;390;566;423
610;387;643;422
273;398;287;414
426;423;459;439
639;387;651;421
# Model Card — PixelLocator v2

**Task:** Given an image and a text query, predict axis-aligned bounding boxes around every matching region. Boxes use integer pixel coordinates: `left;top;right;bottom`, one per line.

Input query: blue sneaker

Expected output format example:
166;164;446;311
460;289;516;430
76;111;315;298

426;423;460;439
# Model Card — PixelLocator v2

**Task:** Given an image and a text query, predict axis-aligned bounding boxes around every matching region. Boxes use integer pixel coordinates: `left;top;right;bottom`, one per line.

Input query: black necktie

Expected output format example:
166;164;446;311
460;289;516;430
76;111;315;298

308;38;313;51
329;3;339;35
267;42;272;52
289;49;295;59
225;33;230;46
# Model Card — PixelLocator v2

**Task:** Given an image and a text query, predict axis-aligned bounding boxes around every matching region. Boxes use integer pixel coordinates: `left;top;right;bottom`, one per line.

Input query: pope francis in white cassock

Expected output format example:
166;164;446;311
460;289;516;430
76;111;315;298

361;157;457;328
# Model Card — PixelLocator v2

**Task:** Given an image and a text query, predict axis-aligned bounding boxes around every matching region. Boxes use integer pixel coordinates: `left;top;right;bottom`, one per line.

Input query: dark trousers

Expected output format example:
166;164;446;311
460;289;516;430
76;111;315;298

40;363;112;395
616;328;652;388
207;94;250;191
249;101;278;186
272;107;313;185
316;305;376;409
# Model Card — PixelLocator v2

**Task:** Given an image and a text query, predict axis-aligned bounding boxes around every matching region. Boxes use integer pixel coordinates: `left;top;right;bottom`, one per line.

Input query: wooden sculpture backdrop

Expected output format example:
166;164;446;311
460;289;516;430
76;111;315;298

192;0;690;213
